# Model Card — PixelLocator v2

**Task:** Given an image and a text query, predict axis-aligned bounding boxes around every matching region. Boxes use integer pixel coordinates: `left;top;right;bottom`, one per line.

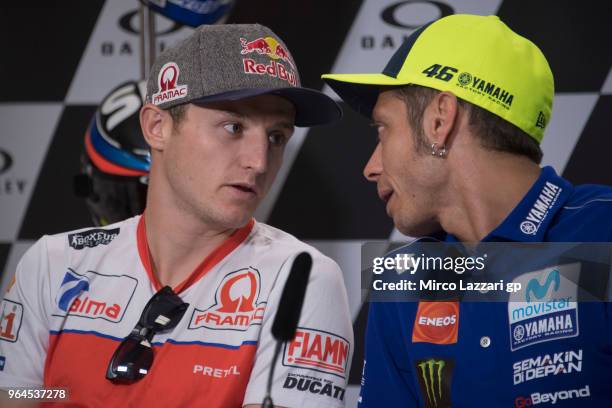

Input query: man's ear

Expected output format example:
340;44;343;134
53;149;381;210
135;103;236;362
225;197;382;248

140;103;170;151
423;91;459;147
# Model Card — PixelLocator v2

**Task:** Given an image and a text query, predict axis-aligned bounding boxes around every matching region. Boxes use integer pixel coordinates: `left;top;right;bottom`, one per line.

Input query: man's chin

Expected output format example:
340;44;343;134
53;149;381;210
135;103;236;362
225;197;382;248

395;217;441;238
224;208;256;229
202;207;254;232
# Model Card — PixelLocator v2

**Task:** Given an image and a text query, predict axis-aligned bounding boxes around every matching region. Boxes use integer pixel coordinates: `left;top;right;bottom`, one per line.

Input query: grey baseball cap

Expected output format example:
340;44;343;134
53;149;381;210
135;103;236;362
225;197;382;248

145;23;341;127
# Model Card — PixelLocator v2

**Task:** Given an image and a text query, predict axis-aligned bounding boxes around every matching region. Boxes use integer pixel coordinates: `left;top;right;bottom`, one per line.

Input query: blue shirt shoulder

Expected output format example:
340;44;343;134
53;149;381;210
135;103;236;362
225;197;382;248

481;166;612;242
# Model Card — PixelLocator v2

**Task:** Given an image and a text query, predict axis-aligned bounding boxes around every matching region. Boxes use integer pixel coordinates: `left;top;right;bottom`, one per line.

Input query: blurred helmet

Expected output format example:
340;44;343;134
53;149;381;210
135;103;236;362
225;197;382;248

140;0;235;27
74;80;150;226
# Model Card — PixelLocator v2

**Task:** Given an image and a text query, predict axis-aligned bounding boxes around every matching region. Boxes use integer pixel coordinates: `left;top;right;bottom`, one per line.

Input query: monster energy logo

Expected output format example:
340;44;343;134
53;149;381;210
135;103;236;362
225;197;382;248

415;358;454;408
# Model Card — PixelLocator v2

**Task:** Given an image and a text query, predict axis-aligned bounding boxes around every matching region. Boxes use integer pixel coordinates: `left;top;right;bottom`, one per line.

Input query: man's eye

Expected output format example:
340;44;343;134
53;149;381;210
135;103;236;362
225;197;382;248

223;123;242;134
268;132;287;146
370;122;384;134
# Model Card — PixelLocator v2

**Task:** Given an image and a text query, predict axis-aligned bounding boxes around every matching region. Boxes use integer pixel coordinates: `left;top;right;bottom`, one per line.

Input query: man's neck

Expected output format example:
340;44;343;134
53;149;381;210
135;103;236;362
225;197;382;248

143;183;236;289
439;151;541;242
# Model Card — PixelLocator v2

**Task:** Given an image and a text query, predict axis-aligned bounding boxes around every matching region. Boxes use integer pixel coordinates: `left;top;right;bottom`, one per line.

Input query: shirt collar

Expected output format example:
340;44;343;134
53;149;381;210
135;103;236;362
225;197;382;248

447;166;573;242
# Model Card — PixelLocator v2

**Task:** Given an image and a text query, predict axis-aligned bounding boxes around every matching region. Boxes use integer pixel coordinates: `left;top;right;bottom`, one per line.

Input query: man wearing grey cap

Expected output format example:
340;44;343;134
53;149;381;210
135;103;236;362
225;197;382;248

0;24;352;407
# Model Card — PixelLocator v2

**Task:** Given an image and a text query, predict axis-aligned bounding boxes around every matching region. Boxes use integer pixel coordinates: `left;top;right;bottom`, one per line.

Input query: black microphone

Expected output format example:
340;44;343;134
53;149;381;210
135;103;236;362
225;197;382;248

262;252;312;408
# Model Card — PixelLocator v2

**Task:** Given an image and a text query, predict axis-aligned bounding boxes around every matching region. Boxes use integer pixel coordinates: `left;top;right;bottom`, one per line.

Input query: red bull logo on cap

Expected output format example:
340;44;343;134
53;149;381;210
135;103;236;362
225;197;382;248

241;37;272;55
152;62;188;105
240;36;297;86
240;36;295;69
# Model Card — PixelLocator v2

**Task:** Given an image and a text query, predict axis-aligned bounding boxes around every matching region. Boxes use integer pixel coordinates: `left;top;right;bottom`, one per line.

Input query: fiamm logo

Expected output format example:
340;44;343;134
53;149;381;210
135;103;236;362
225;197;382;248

283;327;350;379
415;358;454;408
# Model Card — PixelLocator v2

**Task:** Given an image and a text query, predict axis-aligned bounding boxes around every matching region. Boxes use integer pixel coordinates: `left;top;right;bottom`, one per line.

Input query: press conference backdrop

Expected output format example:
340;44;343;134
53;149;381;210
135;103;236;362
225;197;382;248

1;1;611;405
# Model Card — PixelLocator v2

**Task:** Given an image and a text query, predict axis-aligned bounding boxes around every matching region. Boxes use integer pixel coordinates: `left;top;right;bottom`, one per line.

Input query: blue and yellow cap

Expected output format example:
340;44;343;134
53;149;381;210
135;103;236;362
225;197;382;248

322;14;554;143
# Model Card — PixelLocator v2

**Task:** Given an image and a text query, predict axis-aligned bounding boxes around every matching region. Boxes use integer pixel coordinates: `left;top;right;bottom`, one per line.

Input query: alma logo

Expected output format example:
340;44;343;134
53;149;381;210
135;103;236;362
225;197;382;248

152;62;188;105
189;268;266;331
57;270;90;311
412;301;459;345
53;269;138;323
283;327;350;379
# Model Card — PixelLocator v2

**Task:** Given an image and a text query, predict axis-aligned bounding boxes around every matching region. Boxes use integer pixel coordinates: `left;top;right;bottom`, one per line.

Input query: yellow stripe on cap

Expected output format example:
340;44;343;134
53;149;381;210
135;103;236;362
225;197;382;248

322;14;554;144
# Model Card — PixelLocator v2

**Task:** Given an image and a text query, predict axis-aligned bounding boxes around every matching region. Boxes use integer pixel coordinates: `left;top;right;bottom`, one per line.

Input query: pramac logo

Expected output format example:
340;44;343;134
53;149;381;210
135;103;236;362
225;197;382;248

189;268;266;331
152;62;188;105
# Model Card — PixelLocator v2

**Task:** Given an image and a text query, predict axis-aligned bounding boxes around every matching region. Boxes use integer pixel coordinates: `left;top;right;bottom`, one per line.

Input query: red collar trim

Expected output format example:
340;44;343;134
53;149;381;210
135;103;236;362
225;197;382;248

137;215;255;293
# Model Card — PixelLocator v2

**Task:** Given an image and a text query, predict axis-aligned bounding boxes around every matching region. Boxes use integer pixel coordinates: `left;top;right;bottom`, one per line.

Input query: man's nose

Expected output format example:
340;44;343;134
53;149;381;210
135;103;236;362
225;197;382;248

363;143;382;182
241;130;269;174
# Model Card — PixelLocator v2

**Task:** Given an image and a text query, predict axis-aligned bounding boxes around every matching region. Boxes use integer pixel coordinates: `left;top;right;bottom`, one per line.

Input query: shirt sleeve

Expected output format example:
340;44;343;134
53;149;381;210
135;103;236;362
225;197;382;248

243;253;354;408
0;237;52;389
358;302;419;407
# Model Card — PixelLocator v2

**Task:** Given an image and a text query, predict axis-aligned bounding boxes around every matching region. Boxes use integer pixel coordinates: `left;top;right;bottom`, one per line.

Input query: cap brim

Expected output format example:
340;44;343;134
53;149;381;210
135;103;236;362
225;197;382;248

322;73;409;118
192;87;342;127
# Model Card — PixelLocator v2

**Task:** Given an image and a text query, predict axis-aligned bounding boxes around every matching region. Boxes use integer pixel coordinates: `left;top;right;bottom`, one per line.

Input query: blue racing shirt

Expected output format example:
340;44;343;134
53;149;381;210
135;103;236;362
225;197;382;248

359;166;612;407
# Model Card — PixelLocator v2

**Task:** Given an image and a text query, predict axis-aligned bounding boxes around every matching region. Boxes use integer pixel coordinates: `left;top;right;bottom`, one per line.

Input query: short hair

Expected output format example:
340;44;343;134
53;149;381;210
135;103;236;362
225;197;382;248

392;85;543;164
167;104;188;130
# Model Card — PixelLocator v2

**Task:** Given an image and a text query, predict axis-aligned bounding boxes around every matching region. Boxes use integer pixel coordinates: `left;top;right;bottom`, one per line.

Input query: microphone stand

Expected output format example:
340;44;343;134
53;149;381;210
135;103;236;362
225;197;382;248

261;252;312;407
262;341;282;408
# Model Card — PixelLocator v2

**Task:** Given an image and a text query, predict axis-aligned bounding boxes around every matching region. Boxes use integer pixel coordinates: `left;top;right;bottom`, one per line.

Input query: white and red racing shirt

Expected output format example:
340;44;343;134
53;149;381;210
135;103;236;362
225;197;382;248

0;215;353;407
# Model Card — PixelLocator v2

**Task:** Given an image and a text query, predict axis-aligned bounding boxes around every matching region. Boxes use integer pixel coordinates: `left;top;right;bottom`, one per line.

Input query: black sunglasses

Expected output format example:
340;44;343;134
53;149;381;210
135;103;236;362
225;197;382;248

106;286;189;383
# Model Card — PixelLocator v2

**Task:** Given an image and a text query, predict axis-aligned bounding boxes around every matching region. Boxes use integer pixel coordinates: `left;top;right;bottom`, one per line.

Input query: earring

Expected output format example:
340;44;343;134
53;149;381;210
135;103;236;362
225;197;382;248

431;143;447;158
438;144;446;158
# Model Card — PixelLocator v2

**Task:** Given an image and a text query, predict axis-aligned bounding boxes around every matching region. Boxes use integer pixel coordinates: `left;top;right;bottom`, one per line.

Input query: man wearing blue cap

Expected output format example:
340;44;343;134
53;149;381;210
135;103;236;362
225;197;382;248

324;14;612;407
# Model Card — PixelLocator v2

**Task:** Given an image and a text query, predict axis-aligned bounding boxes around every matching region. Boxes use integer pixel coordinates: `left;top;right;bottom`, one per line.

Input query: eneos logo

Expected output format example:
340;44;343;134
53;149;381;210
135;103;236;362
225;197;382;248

152;62;188;105
189;268;265;331
53;269;138;323
283;328;350;378
412;301;459;345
